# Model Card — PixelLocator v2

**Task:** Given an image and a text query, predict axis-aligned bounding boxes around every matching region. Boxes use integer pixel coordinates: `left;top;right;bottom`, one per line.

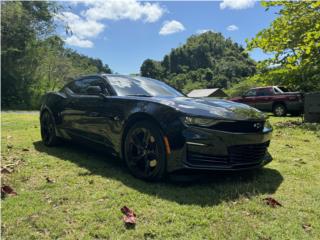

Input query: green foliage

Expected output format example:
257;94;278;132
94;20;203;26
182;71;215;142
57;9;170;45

225;76;266;97
140;31;256;93
140;59;164;80
246;1;320;91
1;1;111;109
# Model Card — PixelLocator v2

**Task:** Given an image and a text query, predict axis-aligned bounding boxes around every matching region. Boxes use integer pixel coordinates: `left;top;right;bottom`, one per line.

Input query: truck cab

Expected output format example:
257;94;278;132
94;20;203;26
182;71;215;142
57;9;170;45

229;86;303;116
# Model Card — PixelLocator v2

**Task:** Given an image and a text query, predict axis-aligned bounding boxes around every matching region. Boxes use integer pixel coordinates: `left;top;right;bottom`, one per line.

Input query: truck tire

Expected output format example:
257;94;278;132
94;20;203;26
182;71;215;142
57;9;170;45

273;103;287;117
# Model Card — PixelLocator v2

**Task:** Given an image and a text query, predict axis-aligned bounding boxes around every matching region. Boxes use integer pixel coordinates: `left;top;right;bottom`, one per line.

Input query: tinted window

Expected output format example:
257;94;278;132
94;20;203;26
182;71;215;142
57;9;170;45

106;76;184;97
256;88;273;96
67;77;106;95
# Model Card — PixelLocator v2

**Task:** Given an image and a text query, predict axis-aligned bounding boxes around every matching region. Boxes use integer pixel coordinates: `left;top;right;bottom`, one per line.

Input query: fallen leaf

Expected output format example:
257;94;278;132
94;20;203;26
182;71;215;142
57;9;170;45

243;211;251;216
1;185;17;198
22;148;29;151
302;223;312;232
285;144;293;148
121;206;136;226
46;177;55;183
263;197;282;207
1;167;12;174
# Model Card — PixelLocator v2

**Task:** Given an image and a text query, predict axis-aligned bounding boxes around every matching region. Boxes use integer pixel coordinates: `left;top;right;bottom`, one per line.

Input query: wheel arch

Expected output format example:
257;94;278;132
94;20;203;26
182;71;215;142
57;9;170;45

120;112;165;159
272;101;286;110
40;106;55;121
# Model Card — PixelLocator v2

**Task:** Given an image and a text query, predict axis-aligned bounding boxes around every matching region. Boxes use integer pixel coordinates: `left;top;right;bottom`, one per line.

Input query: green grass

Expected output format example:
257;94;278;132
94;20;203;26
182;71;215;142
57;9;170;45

1;112;320;239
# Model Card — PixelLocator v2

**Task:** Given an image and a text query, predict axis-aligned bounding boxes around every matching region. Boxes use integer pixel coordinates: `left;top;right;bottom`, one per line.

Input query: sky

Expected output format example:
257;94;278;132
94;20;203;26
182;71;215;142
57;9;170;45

56;0;279;74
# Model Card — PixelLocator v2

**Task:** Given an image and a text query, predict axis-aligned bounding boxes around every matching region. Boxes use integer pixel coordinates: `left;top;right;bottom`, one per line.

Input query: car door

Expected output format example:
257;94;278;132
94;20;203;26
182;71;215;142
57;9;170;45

62;77;113;146
255;88;274;111
241;89;257;107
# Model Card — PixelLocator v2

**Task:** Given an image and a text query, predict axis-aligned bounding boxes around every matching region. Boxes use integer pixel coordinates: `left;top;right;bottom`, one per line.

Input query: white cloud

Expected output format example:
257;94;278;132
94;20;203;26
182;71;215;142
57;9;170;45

81;0;165;23
64;36;93;48
159;20;185;35
196;29;215;35
56;11;105;38
220;0;255;10
227;24;239;31
55;0;165;48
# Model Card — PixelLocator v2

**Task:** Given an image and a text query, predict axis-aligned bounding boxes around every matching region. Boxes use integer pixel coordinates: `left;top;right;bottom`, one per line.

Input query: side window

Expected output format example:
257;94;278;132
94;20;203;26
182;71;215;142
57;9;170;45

67;77;108;95
245;89;256;97
257;88;273;96
88;78;108;94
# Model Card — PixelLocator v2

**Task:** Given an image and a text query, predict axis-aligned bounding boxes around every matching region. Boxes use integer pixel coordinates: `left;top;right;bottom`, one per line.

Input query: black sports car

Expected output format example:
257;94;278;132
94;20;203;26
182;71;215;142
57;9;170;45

40;74;273;180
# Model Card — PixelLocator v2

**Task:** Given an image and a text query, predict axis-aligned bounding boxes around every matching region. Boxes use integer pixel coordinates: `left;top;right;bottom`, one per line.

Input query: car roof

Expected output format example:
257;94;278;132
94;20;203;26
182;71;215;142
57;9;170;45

251;86;274;90
77;73;152;81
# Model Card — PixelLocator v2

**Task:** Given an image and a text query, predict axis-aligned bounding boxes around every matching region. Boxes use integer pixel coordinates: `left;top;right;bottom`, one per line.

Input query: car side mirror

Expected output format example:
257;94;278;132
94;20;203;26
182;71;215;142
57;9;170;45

86;86;102;95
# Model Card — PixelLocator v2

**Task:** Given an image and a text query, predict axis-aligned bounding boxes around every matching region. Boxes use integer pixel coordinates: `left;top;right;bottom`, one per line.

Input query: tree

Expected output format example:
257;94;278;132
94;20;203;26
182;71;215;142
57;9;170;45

1;1;112;109
140;31;256;92
1;1;57;107
140;59;163;79
247;1;320;91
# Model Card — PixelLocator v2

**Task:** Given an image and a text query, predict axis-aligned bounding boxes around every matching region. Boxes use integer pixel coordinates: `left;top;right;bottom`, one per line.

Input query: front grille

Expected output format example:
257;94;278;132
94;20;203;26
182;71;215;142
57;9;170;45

228;141;269;165
186;141;270;168
187;152;228;167
210;121;265;133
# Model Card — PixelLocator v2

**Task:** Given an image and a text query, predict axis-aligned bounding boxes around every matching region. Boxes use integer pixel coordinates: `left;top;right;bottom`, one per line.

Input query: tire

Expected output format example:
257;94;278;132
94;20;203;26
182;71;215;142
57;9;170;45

124;120;166;181
273;103;287;117
40;111;59;146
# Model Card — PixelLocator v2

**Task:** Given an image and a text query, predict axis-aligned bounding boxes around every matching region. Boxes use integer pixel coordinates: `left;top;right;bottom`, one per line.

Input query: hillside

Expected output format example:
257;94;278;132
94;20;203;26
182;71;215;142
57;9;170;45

140;32;256;93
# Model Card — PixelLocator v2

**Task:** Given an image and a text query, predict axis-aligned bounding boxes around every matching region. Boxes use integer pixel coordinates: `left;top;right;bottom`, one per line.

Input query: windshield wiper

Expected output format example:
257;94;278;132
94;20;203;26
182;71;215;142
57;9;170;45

126;94;152;97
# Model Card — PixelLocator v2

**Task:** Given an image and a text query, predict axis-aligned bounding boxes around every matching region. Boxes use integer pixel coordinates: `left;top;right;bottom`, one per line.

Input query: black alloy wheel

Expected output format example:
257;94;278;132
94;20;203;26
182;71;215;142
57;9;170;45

40;111;59;146
124;121;166;181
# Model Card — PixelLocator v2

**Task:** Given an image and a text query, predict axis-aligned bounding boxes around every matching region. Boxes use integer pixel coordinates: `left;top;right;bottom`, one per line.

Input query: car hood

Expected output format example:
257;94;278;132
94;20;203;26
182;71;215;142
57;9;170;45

153;97;266;121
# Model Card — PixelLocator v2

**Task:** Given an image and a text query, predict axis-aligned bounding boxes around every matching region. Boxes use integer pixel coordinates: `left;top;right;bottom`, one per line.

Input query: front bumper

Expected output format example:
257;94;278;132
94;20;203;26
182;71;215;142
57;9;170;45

167;126;273;172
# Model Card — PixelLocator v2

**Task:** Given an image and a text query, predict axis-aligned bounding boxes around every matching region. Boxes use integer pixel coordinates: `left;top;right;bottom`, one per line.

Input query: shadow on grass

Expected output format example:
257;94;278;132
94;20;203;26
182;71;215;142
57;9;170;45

33;140;283;206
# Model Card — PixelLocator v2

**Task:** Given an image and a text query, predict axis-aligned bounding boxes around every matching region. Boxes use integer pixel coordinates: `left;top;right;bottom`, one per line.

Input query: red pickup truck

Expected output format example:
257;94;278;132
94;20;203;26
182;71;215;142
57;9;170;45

229;86;303;116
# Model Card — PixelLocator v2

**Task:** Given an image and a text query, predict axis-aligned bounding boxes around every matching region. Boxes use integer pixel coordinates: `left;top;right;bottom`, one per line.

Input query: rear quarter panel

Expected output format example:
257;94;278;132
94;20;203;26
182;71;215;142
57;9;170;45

40;92;67;126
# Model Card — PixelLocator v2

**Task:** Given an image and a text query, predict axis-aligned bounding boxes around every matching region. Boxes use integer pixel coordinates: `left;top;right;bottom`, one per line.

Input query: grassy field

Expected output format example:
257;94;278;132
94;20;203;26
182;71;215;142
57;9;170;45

1;112;320;239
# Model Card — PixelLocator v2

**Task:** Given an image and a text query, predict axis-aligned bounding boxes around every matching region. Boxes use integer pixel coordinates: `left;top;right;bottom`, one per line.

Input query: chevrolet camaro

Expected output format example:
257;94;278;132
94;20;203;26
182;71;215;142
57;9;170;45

40;74;273;181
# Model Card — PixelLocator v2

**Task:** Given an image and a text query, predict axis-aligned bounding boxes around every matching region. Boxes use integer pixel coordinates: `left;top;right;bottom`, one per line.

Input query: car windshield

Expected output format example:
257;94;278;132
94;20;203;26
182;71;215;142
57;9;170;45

106;75;184;97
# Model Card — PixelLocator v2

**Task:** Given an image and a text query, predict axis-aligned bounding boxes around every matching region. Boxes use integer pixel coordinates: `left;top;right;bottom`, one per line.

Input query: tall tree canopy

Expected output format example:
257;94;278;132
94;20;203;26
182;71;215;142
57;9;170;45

140;32;256;93
1;1;111;109
246;1;320;91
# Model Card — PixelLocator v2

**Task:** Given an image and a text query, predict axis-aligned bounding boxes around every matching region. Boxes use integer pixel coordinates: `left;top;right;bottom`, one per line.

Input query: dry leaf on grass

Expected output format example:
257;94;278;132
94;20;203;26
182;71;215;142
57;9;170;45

46;177;55;183
1;185;17;198
121;206;136;227
263;197;282;207
302;223;312;232
1;167;12;174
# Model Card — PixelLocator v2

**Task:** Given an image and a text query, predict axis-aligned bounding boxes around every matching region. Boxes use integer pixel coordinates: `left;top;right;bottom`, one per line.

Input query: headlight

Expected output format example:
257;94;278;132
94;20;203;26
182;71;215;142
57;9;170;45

181;116;224;127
